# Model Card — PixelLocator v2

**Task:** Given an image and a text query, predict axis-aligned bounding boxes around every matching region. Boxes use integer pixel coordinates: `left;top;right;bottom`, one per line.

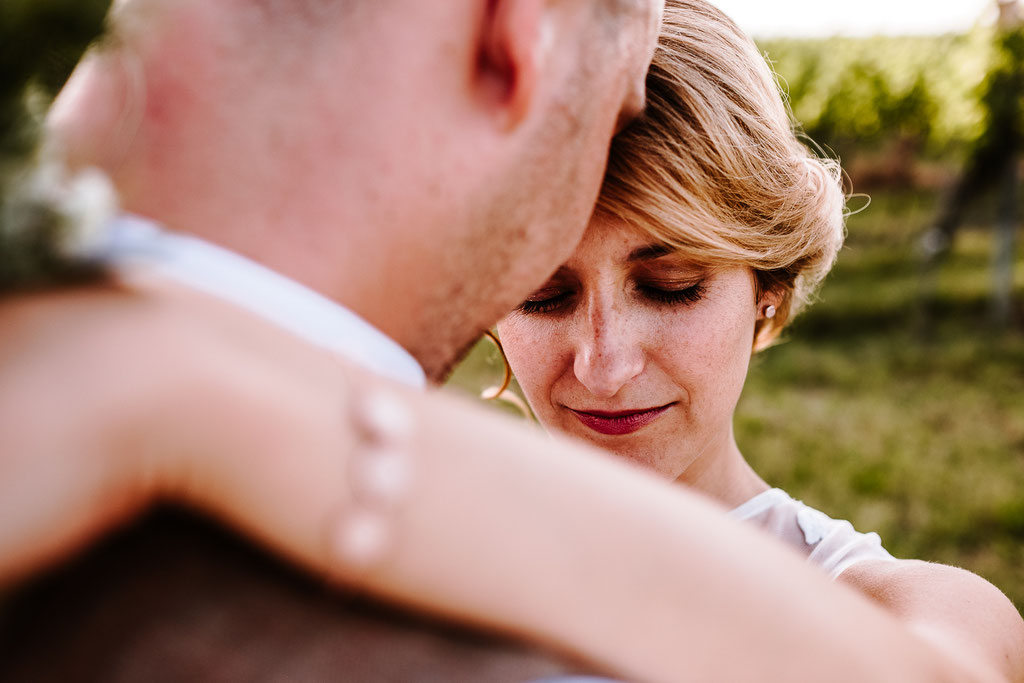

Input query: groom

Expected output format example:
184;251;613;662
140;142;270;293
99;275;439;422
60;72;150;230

0;0;661;679
50;0;658;386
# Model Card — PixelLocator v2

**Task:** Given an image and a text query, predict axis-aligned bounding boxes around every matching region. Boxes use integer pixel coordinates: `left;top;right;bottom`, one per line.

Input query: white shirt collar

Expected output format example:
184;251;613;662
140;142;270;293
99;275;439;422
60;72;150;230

97;214;426;388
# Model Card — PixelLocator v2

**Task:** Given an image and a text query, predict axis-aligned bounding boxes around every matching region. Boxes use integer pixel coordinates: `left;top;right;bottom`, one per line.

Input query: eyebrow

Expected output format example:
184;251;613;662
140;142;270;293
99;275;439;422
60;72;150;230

627;243;674;262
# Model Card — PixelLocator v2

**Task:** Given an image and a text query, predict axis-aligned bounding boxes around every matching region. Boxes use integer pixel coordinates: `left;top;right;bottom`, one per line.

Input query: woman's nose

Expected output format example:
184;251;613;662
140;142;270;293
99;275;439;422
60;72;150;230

572;302;645;399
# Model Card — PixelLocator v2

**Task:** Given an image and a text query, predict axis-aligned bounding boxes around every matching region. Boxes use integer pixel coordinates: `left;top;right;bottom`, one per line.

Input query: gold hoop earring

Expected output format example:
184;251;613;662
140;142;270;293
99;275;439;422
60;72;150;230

480;330;533;420
481;330;513;400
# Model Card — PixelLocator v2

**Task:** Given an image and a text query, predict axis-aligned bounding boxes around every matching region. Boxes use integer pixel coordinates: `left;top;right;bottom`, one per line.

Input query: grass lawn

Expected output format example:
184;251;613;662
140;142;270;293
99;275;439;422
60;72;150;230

447;188;1024;611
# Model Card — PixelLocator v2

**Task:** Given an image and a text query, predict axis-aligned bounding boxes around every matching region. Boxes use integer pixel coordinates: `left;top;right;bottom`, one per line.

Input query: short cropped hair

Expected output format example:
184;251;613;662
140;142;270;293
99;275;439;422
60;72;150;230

597;0;846;350
108;0;367;47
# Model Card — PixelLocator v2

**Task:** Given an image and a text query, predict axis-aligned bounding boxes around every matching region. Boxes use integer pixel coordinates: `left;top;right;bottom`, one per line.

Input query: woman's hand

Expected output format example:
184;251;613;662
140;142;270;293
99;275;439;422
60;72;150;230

0;276;357;587
0;282;188;584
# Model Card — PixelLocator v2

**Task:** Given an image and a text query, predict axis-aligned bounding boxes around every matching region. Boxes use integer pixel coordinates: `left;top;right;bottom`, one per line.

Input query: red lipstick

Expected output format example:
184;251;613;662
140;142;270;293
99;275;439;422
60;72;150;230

569;405;672;436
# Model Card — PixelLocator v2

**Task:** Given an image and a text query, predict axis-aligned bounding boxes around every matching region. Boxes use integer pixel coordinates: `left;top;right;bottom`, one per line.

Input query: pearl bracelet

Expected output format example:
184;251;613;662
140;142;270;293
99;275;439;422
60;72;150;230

330;386;416;570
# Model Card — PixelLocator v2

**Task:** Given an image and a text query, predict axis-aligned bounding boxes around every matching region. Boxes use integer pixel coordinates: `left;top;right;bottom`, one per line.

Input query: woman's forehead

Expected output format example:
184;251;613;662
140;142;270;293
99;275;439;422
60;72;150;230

581;214;653;249
575;216;696;266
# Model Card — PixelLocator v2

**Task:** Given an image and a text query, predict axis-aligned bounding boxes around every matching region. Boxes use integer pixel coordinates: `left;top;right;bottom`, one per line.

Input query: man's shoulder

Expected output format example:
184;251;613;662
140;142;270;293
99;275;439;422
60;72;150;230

0;507;581;683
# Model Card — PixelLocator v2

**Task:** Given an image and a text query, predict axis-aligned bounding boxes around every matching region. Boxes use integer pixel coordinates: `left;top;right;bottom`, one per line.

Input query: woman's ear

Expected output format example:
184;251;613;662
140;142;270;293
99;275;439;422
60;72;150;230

475;0;547;130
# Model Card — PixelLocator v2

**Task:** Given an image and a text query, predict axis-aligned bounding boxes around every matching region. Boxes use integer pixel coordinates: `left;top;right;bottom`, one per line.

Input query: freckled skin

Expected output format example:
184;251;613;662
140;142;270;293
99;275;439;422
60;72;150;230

498;214;773;504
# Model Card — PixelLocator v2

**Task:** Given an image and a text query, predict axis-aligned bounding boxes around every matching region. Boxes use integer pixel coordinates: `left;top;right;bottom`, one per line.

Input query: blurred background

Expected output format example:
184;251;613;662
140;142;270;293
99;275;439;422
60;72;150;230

449;0;1024;611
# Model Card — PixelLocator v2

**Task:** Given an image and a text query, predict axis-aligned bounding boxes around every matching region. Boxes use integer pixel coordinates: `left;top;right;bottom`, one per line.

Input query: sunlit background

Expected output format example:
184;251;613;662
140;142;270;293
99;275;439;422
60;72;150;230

716;0;993;37
451;0;1024;612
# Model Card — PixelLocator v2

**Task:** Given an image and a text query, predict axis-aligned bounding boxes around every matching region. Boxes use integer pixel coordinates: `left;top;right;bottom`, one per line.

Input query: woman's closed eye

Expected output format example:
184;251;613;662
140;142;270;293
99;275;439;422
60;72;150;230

637;281;706;306
517;289;574;315
516;281;706;316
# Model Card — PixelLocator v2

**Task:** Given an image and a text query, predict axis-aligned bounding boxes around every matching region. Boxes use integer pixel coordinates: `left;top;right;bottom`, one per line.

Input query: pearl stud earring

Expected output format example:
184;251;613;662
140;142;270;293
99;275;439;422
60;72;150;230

763;304;777;319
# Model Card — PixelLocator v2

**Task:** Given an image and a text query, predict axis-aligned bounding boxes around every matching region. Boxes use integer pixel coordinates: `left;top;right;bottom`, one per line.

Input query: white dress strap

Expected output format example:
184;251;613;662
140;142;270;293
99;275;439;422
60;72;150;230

730;488;896;579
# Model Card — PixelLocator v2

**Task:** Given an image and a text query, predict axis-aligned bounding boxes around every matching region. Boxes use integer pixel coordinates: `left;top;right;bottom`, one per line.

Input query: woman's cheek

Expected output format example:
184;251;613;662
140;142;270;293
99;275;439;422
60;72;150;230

500;324;554;404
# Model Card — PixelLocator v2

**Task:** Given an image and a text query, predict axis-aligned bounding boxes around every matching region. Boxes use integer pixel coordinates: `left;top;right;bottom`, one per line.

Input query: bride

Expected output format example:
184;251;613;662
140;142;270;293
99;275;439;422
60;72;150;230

499;0;866;559
495;0;1023;677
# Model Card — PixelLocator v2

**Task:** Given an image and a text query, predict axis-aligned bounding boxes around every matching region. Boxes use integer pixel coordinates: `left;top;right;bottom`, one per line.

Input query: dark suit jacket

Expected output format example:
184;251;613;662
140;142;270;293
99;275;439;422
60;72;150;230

0;507;584;682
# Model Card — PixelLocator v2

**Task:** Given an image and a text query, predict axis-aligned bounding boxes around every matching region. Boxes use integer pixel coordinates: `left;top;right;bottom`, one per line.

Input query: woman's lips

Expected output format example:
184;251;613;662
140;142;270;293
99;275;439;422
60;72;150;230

569;405;672;436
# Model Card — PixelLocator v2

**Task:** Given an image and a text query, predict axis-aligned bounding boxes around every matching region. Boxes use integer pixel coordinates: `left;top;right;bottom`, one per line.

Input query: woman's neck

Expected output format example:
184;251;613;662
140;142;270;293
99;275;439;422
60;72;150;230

673;428;769;509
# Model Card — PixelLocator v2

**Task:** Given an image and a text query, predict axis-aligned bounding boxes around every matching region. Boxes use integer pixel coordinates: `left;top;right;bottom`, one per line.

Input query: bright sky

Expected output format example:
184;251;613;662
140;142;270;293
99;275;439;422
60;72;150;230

711;0;997;38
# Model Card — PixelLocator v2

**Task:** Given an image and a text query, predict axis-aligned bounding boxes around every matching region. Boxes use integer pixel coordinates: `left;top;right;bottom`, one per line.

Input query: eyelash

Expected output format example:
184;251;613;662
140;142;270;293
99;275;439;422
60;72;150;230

517;282;706;315
518;293;571;315
639;283;706;306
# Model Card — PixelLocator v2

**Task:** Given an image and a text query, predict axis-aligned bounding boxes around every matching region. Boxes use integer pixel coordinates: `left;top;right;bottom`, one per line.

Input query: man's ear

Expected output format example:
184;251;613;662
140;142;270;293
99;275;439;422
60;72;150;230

476;0;548;130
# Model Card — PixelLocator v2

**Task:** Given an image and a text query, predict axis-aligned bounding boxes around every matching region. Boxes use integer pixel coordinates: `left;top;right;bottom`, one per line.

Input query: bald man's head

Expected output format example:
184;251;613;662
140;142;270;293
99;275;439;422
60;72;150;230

51;0;662;380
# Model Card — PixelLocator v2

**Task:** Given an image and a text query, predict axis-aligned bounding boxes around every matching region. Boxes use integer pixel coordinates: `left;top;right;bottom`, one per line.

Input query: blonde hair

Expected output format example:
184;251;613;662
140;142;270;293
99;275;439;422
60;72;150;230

597;0;846;350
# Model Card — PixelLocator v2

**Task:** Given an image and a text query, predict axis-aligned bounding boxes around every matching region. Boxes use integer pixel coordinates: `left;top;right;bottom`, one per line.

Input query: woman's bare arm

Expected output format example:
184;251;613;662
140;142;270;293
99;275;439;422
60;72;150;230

1;283;1019;683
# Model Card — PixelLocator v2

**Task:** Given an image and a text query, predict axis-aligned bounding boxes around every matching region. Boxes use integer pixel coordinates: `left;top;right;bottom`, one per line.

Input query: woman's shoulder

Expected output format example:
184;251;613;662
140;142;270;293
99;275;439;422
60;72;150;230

840;559;1024;683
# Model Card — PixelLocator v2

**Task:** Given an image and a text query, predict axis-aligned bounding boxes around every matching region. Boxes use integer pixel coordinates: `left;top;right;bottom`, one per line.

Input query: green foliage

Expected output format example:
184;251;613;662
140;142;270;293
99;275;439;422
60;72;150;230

809;62;937;156
0;0;112;96
1;0;112;161
972;26;1024;160
0;0;112;295
759;32;996;160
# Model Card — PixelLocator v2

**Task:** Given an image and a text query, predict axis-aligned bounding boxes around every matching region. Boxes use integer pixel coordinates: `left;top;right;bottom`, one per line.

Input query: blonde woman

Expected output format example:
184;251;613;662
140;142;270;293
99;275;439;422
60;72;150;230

497;0;1024;679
